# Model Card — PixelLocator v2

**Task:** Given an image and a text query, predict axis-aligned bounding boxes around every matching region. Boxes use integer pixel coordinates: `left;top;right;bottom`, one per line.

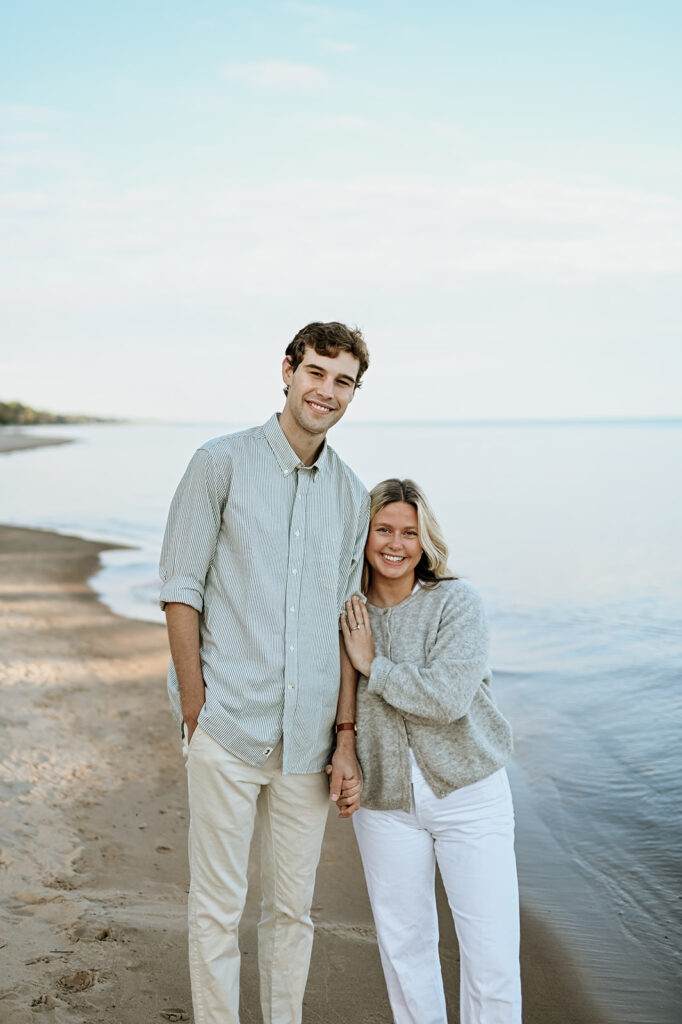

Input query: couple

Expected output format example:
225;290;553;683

159;322;521;1024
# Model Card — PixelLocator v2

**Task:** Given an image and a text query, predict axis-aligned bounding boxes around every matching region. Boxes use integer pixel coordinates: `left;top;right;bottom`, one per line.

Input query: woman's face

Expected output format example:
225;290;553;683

365;501;423;585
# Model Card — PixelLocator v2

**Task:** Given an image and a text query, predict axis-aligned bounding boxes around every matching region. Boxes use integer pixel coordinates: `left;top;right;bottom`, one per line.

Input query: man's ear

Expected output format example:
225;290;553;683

282;356;294;387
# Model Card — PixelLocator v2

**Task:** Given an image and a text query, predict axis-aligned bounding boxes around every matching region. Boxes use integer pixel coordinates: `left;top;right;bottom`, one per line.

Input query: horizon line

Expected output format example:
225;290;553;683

4;415;682;429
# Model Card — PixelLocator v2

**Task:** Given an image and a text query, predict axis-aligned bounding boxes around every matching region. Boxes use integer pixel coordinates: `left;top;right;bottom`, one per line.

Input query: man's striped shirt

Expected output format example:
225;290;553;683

159;413;370;774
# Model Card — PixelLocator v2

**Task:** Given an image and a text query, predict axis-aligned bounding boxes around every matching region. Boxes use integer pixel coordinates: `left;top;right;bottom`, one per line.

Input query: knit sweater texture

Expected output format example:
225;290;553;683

356;579;513;812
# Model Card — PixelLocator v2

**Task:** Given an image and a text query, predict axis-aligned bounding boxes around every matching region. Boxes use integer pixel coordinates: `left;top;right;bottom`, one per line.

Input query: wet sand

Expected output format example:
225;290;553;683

0;432;74;454
0;515;615;1023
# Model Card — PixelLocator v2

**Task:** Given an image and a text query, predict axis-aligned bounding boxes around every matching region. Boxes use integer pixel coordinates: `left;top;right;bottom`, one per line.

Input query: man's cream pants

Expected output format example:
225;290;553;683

185;725;330;1024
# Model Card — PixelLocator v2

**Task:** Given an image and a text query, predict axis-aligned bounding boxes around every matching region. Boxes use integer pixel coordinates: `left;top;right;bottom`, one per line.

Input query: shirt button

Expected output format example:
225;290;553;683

290;606;295;612
289;645;295;652
292;568;297;575
264;748;272;755
289;684;295;689
283;470;288;476
295;530;300;537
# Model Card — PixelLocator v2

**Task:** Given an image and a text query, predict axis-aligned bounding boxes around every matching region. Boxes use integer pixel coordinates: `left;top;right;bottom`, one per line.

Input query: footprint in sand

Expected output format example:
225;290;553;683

69;915;116;942
160;1010;189;1021
43;876;77;891
313;921;377;943
30;994;56;1011
57;969;95;992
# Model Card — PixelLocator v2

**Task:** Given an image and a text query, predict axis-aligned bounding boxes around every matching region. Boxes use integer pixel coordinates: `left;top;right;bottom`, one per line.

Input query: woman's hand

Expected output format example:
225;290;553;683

340;595;374;677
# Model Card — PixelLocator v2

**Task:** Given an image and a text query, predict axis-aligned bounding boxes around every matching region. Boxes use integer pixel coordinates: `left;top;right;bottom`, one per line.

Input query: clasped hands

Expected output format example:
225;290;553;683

326;748;362;818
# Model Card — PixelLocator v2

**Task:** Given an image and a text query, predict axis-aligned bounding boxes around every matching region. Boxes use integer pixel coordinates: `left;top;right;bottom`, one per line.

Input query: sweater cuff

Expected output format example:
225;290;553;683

159;578;204;613
367;654;393;697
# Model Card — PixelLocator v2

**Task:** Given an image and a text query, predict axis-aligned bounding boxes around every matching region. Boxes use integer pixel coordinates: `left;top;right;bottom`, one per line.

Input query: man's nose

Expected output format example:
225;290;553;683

316;377;334;399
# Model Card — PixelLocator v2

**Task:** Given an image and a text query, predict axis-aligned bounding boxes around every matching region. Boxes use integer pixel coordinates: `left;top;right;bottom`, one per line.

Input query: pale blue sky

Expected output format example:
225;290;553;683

2;1;680;420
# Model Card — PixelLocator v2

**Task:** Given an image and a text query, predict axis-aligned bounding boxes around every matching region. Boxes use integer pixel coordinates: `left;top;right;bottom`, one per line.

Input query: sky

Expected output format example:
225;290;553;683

1;0;681;422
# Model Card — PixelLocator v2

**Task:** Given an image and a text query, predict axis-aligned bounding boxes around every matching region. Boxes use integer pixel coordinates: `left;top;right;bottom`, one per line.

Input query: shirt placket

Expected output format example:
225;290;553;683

282;465;312;755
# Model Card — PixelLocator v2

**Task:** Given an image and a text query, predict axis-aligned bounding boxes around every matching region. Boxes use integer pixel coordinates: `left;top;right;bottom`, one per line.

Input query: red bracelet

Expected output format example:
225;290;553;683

335;722;358;734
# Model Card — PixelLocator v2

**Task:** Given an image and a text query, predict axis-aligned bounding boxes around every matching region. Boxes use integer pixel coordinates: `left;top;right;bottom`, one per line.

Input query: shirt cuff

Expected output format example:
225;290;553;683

159;578;204;613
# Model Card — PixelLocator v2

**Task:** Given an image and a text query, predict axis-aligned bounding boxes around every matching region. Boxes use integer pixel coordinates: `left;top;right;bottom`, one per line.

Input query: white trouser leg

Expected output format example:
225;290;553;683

354;769;521;1024
186;725;262;1024
353;804;449;1024
422;768;522;1024
186;727;329;1024
257;764;329;1024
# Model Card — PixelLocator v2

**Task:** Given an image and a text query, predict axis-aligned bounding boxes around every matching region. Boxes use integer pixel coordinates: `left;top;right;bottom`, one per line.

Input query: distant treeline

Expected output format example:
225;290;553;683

0;401;112;425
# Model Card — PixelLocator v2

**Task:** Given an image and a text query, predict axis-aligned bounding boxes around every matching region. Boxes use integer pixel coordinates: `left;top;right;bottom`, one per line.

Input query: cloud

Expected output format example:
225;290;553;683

2;176;681;317
0;191;51;213
292;113;376;134
318;39;357;54
0;104;63;124
222;60;327;89
3;173;679;419
284;2;351;30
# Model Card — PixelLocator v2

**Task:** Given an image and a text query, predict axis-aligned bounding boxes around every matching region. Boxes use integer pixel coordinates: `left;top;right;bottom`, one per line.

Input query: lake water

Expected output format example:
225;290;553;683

1;418;681;1022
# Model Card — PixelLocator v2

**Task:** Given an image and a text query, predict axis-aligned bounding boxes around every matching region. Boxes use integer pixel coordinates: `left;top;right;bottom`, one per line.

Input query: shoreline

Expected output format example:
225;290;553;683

0;431;75;453
0;521;615;1024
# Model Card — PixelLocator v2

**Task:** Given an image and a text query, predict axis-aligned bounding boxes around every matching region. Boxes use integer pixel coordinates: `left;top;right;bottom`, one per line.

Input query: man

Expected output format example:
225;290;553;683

159;322;370;1024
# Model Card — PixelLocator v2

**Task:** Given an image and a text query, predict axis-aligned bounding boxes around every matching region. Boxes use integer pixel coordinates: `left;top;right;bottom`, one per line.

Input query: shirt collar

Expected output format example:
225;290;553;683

262;413;329;478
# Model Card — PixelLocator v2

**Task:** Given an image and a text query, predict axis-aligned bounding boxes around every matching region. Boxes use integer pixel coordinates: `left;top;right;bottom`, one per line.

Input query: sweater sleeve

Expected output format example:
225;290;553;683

367;586;490;724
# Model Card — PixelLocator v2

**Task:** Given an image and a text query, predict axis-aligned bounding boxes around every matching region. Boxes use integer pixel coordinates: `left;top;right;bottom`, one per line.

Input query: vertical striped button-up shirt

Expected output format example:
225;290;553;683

159;413;370;774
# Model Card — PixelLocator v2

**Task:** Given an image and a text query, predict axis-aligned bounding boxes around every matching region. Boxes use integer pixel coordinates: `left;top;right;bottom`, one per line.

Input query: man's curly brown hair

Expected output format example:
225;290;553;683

283;322;369;396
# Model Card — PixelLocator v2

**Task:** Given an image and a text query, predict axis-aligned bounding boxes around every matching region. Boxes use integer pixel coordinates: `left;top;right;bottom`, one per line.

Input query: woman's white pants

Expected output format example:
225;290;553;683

186;725;329;1024
353;767;521;1024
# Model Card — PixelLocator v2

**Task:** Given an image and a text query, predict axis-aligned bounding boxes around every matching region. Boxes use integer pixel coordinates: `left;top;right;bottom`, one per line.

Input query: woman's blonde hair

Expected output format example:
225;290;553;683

361;478;456;593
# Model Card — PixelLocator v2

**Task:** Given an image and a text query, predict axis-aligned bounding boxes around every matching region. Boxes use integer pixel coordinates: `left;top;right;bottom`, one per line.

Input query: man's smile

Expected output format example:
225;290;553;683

305;399;335;414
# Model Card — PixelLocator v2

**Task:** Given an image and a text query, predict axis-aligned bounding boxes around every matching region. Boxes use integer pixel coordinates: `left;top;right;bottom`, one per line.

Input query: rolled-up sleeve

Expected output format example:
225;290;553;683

159;448;226;612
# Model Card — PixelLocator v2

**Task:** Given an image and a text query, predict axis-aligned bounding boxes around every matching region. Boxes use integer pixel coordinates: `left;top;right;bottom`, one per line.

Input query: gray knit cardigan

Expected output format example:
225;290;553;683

356;579;513;812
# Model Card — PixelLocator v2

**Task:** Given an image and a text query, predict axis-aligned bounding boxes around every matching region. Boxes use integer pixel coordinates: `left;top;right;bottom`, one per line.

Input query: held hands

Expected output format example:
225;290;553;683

326;747;362;818
330;594;372;818
339;595;374;678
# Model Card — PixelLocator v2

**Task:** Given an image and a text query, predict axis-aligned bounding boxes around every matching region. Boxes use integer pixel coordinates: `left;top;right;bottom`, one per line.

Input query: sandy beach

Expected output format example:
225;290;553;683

0;428;616;1024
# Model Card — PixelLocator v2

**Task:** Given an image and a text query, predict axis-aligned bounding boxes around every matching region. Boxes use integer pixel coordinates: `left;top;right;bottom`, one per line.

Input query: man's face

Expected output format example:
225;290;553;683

282;347;360;438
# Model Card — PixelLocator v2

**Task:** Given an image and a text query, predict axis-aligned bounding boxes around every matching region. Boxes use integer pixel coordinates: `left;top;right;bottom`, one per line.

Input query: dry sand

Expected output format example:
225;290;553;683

0;514;615;1021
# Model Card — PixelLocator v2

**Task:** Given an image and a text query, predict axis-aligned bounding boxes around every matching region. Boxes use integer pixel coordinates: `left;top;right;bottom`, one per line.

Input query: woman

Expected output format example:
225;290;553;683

340;478;521;1024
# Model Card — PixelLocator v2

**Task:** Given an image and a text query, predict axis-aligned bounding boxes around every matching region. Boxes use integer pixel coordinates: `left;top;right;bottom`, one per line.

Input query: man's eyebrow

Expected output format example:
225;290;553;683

305;361;357;385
